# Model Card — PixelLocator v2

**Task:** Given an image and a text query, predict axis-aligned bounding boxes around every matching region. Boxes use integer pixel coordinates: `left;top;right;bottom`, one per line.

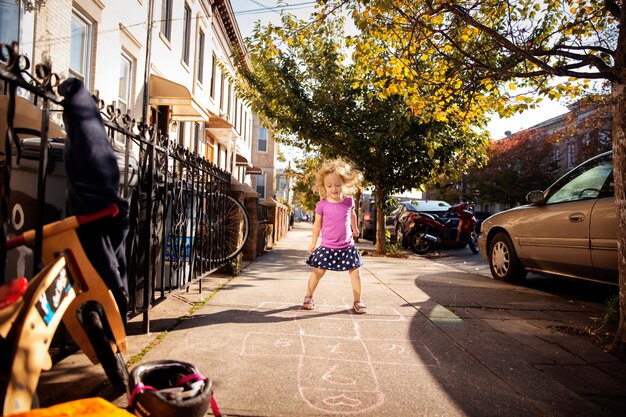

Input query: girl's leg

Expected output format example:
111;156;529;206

349;268;366;313
306;268;326;296
303;268;325;309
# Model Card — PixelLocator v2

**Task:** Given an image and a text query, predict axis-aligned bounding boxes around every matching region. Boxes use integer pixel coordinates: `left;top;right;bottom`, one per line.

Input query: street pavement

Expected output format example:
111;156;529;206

38;221;626;416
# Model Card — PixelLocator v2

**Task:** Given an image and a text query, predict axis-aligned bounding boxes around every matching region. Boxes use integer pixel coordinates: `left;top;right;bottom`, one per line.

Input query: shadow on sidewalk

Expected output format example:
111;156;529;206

149;304;354;330
406;271;626;416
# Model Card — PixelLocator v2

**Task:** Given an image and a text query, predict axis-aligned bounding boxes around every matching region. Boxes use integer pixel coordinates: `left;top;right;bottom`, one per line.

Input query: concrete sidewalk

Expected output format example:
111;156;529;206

40;222;626;416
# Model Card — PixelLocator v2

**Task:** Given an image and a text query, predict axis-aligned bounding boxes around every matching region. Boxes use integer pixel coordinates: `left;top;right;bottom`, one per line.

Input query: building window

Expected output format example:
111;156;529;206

234;97;238;132
258;127;267;152
70;10;93;87
161;0;172;41
182;3;191;64
239;102;243;132
227;82;232;118
255;173;266;199
197;30;205;83
210;53;216;98
219;73;225;111
118;53;134;114
0;0;19;45
567;143;576;168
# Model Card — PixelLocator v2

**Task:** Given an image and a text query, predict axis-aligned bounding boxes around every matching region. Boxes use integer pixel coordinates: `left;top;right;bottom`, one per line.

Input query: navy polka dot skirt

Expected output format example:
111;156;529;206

306;245;364;271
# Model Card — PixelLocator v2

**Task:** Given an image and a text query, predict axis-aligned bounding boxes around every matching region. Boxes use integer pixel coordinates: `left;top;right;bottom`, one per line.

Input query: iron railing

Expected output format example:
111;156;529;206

1;42;233;331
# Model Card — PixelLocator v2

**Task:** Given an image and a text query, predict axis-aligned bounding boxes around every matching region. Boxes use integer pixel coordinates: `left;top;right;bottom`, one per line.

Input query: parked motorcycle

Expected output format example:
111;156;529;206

408;202;479;255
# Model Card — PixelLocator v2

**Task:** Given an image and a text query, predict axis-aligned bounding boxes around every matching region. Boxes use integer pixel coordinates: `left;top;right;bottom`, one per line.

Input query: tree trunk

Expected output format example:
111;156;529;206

611;82;626;354
374;187;386;254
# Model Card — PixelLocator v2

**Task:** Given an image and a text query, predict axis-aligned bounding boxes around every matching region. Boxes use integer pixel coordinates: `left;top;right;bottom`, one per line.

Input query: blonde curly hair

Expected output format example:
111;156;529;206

314;159;362;198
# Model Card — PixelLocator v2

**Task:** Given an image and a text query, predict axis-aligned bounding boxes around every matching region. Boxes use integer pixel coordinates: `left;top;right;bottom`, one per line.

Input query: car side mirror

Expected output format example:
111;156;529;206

526;190;545;205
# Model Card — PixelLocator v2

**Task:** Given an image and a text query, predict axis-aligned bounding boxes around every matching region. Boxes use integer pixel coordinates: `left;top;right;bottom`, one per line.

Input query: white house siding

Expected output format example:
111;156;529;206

11;0;254;183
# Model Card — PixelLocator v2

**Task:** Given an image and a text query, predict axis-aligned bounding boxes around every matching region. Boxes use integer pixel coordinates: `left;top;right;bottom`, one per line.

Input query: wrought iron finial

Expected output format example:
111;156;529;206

34;58;58;92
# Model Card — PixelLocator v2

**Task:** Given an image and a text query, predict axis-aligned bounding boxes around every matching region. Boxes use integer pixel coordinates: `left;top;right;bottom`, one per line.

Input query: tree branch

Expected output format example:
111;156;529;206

532;48;614;72
552;44;615;56
433;3;618;82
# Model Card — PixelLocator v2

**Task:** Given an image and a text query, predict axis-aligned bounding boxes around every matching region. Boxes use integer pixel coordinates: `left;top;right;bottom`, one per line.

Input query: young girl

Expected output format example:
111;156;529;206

303;159;366;314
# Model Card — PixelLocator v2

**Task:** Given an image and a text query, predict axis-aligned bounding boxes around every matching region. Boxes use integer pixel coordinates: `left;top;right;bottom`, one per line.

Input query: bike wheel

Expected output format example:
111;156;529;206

81;302;128;394
222;194;249;260
199;193;250;263
468;231;480;254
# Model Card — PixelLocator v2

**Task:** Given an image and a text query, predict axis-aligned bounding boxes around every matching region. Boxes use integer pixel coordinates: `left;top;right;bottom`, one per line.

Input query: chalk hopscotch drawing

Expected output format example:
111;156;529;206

241;302;439;415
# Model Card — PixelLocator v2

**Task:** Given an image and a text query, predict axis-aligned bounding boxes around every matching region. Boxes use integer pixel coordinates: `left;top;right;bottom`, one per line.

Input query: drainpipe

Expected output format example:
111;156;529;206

142;0;155;125
141;0;155;334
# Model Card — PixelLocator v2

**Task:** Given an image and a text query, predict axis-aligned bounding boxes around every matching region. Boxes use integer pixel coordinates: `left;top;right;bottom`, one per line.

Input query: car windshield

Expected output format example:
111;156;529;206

406;201;451;212
546;153;613;204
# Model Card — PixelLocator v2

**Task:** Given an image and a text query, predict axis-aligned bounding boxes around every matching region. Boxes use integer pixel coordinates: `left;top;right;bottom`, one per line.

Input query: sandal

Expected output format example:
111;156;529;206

302;296;315;310
353;301;367;314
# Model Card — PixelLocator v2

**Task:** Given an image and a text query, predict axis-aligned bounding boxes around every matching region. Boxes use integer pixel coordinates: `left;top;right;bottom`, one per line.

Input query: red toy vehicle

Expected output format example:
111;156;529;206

407;202;479;255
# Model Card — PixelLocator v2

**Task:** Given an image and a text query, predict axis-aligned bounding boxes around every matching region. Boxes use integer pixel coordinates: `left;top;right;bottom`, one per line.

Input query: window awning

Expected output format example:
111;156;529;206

246;166;263;175
149;75;210;122
235;153;252;167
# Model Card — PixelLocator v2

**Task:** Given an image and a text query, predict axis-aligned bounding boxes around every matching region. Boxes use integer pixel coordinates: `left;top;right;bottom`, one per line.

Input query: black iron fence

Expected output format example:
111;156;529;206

1;42;233;330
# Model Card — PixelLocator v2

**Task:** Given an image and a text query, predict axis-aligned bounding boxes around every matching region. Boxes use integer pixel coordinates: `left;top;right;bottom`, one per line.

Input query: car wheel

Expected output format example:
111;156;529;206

488;232;526;282
468;231;479;254
396;225;408;248
410;231;432;255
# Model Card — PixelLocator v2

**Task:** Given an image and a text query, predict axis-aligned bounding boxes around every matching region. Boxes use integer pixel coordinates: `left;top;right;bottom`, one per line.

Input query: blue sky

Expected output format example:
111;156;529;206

230;1;569;140
232;0;318;40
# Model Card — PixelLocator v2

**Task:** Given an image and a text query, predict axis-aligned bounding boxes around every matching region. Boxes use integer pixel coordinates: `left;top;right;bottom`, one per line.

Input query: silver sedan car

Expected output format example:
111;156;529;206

478;151;617;285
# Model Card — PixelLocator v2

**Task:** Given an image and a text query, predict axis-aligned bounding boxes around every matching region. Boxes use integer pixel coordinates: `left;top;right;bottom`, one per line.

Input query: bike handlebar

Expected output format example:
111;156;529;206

6;203;119;250
75;203;119;226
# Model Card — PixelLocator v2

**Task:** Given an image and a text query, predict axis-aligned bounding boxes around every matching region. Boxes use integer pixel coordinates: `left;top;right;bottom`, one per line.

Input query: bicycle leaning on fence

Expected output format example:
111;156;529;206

194;190;250;268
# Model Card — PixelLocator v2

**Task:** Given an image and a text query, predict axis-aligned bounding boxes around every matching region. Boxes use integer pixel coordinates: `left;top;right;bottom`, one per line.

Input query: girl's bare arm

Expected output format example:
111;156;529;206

309;214;322;253
350;208;358;237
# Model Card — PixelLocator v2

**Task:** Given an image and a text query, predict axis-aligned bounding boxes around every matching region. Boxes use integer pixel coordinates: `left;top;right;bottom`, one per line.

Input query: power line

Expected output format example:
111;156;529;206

248;0;281;16
234;1;317;16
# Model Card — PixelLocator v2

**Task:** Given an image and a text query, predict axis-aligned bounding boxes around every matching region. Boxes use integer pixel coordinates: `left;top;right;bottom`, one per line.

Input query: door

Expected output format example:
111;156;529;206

515;152;613;280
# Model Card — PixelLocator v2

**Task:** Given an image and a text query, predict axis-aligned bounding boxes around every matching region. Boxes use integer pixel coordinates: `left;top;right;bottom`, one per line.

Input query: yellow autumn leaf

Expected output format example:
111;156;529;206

508;83;516;90
433;111;448;122
432;14;444;25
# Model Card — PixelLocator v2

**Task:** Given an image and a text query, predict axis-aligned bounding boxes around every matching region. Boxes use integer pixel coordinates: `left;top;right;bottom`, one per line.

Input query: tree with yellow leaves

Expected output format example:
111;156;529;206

233;12;488;253
321;0;625;352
